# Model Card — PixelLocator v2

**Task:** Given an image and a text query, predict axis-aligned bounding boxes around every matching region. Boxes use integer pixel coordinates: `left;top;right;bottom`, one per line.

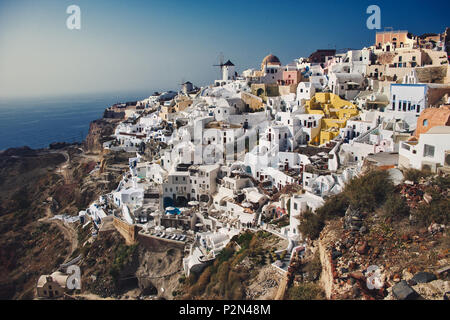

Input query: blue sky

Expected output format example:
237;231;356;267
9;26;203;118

0;0;448;98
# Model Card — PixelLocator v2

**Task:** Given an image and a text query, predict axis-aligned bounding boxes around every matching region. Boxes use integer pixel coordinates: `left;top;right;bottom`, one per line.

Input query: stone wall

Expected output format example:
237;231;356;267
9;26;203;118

113;217;137;245
427;86;450;107
278;84;297;96
416;66;448;84
241;92;264;111
318;237;334;299
137;233;185;252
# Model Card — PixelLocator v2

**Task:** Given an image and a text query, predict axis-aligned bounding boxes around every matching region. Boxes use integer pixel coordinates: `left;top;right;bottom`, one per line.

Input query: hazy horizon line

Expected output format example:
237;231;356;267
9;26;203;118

0;88;176;103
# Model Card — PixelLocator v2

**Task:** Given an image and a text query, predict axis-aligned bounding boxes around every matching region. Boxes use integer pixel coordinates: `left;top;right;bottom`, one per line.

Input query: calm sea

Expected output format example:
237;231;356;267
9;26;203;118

0;92;150;151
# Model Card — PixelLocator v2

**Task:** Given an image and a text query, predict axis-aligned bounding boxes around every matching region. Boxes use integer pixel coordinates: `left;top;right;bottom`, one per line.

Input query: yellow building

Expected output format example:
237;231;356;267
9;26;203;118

304;93;359;145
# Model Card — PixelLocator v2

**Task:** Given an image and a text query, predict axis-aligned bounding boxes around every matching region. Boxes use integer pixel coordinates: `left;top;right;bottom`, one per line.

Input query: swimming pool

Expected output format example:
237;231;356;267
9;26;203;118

165;207;181;215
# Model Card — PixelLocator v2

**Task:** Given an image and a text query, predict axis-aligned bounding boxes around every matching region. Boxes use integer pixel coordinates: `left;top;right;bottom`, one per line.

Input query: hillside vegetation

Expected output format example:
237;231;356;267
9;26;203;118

294;169;449;300
182;231;286;300
298;169;449;240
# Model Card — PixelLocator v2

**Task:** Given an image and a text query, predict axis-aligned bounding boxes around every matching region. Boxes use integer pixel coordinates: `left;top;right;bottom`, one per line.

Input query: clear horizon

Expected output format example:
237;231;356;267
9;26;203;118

1;0;449;99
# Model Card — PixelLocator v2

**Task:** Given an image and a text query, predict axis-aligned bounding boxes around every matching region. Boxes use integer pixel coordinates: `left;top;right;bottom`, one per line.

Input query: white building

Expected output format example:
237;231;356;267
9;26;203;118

399;126;450;172
259;167;295;190
189;164;220;203
135;163;167;184
113;186;144;210
162;170;191;207
328;72;364;100
297;114;322;144
281;192;324;240
259;124;295;152
296;82;317;104
338;119;410;167
214;60;237;86
389;83;427;115
340;119;376;142
222;60;236;81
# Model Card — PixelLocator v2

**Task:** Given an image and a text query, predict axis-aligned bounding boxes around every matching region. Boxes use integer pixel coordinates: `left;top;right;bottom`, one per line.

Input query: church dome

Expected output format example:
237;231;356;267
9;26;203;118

261;54;281;70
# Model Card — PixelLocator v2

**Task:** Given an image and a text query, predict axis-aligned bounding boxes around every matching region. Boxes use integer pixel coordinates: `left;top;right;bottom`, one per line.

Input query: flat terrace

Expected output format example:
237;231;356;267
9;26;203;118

205;121;242;129
294;144;333;157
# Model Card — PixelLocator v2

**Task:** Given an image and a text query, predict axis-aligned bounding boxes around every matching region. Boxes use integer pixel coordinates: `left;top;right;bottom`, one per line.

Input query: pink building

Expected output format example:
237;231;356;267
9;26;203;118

279;70;301;86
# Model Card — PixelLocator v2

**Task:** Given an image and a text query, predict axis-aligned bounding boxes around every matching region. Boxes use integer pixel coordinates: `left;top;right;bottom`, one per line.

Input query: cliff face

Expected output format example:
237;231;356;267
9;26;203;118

84;119;120;153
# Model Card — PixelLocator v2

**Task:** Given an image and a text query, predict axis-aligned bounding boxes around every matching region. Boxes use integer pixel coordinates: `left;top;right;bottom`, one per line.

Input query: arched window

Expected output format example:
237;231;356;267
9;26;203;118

423;119;428;126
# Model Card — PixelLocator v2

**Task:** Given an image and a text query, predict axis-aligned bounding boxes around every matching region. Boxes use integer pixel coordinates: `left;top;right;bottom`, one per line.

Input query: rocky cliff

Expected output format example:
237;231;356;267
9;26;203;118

316;206;449;300
84;119;120;153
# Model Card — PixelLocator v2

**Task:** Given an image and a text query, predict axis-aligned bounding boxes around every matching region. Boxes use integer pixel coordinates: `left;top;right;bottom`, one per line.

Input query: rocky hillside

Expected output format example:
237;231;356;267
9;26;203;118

294;169;449;300
69;229;185;300
0;147;70;299
0;111;125;299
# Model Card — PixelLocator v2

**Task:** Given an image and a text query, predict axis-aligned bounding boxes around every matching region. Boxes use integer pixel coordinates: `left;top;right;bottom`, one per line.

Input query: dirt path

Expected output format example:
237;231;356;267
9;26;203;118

40;148;105;262
36;149;80;262
38;205;78;262
58;151;71;183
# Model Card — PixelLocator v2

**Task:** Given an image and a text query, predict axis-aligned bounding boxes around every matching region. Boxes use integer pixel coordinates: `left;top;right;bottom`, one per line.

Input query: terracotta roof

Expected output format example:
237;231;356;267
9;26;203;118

261;54;281;70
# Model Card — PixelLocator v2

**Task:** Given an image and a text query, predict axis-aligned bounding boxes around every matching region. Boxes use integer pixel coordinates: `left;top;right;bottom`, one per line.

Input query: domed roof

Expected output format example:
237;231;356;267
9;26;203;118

261;54;281;70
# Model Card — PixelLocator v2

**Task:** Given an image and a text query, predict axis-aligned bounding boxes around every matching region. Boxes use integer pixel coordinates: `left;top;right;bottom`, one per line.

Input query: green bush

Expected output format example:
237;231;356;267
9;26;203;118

189;267;211;297
303;251;322;282
11;188;31;210
413;189;450;226
315;193;349;220
383;194;410;220
256;231;271;239
186;273;197;286
109;243;138;282
215;247;234;265
109;265;120;281
344;170;393;212
403;168;430;183
298;209;324;240
287;283;325;300
186;231;275;299
236;232;253;249
298;170;394;240
433;175;450;190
